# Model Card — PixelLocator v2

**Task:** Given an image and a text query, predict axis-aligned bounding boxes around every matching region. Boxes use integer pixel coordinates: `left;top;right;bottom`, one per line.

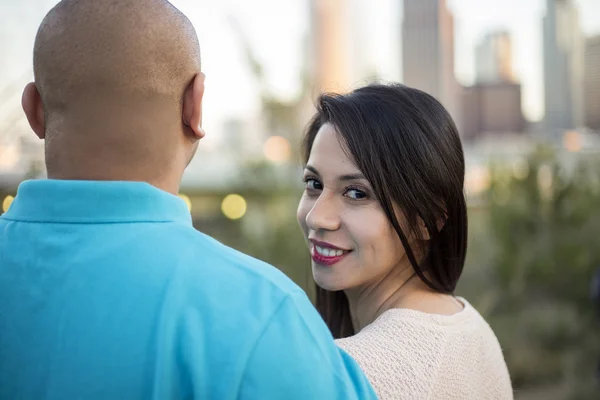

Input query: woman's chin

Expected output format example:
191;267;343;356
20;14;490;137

313;271;350;292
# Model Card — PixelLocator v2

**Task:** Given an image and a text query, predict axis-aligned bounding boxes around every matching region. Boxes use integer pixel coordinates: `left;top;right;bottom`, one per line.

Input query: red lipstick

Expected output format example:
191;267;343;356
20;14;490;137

309;239;351;266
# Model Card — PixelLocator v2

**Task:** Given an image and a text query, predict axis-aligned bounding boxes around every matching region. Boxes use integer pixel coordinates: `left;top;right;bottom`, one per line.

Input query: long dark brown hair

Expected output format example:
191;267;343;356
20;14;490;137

302;84;468;339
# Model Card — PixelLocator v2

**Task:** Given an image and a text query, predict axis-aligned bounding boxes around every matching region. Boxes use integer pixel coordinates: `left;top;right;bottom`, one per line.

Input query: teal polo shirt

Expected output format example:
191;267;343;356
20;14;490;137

0;180;376;399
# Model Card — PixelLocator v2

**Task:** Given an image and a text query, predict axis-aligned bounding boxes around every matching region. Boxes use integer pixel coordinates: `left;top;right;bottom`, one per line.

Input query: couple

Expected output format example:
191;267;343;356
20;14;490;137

0;0;512;399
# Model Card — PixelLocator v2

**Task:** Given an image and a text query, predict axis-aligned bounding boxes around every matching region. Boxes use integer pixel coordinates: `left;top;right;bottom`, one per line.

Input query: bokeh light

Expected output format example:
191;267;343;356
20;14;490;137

178;194;192;212
2;195;14;213
221;194;247;220
263;136;291;163
563;130;582;152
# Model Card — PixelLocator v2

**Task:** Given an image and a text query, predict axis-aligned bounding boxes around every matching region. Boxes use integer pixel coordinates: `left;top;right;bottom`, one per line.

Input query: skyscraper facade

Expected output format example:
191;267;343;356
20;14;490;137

584;35;600;131
476;31;514;84
543;0;584;132
402;0;460;127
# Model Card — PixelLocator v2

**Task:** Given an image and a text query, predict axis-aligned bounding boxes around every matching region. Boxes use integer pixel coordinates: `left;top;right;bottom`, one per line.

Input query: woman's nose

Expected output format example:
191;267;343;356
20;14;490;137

305;192;341;232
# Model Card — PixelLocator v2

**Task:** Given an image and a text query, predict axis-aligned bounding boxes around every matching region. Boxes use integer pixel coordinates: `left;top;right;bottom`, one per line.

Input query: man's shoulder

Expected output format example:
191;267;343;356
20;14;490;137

149;222;304;298
140;223;315;351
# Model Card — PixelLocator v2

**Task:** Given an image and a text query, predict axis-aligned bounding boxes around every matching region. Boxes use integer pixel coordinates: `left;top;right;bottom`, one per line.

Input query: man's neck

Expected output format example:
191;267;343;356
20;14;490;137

46;168;182;195
43;124;185;196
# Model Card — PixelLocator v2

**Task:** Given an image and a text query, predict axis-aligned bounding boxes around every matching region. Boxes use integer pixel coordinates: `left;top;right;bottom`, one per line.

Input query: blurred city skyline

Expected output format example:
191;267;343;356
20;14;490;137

1;0;600;190
2;0;600;128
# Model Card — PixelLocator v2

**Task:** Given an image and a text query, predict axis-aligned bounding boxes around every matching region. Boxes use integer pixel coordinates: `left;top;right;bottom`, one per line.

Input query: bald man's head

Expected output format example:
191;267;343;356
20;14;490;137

23;0;205;193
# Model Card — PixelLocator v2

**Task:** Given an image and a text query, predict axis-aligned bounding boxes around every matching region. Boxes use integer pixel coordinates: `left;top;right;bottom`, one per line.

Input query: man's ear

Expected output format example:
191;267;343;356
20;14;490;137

22;82;46;139
182;72;205;140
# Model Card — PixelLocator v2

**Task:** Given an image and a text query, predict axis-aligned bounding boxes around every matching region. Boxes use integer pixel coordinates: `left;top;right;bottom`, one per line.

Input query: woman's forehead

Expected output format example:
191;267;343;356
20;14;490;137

307;124;360;172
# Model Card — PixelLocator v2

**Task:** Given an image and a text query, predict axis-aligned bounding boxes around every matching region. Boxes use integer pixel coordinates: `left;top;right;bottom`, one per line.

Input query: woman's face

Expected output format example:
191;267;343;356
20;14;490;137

297;123;408;291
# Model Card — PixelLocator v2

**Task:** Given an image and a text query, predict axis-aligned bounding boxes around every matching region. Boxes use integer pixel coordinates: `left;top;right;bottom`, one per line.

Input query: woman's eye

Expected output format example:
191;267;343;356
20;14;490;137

305;178;323;191
345;188;367;200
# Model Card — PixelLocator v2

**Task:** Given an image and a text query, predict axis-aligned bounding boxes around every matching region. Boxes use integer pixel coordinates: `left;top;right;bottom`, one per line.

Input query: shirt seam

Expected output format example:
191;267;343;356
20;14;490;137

237;294;290;399
287;291;363;393
237;292;358;397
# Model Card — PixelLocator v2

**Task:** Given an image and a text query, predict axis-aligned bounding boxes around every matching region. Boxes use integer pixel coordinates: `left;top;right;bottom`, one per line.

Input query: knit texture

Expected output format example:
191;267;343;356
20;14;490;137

336;298;513;400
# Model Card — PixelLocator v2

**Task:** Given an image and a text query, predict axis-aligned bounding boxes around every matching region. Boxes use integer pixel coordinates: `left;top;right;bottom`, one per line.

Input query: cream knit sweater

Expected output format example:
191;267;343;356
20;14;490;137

336;298;513;400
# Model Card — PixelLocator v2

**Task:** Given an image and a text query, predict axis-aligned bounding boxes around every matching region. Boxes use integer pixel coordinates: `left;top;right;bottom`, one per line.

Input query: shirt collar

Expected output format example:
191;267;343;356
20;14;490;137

2;179;192;225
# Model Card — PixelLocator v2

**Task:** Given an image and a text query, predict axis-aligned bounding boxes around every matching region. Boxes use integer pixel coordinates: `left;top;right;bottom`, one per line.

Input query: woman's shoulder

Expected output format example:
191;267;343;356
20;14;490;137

335;302;462;364
336;298;512;399
335;308;454;399
338;298;503;353
340;297;479;337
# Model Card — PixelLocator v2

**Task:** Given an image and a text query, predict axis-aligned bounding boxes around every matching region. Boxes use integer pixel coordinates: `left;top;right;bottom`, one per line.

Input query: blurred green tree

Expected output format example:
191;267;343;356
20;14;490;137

483;147;600;399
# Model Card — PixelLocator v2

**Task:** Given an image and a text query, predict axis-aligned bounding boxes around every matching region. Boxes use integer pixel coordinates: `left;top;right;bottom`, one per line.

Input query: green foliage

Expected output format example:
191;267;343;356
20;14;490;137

483;147;600;398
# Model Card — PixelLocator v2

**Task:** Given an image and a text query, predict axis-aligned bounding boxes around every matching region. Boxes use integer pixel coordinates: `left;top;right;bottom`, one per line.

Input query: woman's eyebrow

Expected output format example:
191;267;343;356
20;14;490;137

305;165;367;182
338;173;366;182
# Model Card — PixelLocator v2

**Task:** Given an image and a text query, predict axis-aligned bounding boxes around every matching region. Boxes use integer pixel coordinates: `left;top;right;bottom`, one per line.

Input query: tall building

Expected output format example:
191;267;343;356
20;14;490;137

309;0;374;94
310;0;352;93
476;31;514;84
462;83;525;140
584;35;600;131
543;0;584;132
402;0;460;127
463;30;524;140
